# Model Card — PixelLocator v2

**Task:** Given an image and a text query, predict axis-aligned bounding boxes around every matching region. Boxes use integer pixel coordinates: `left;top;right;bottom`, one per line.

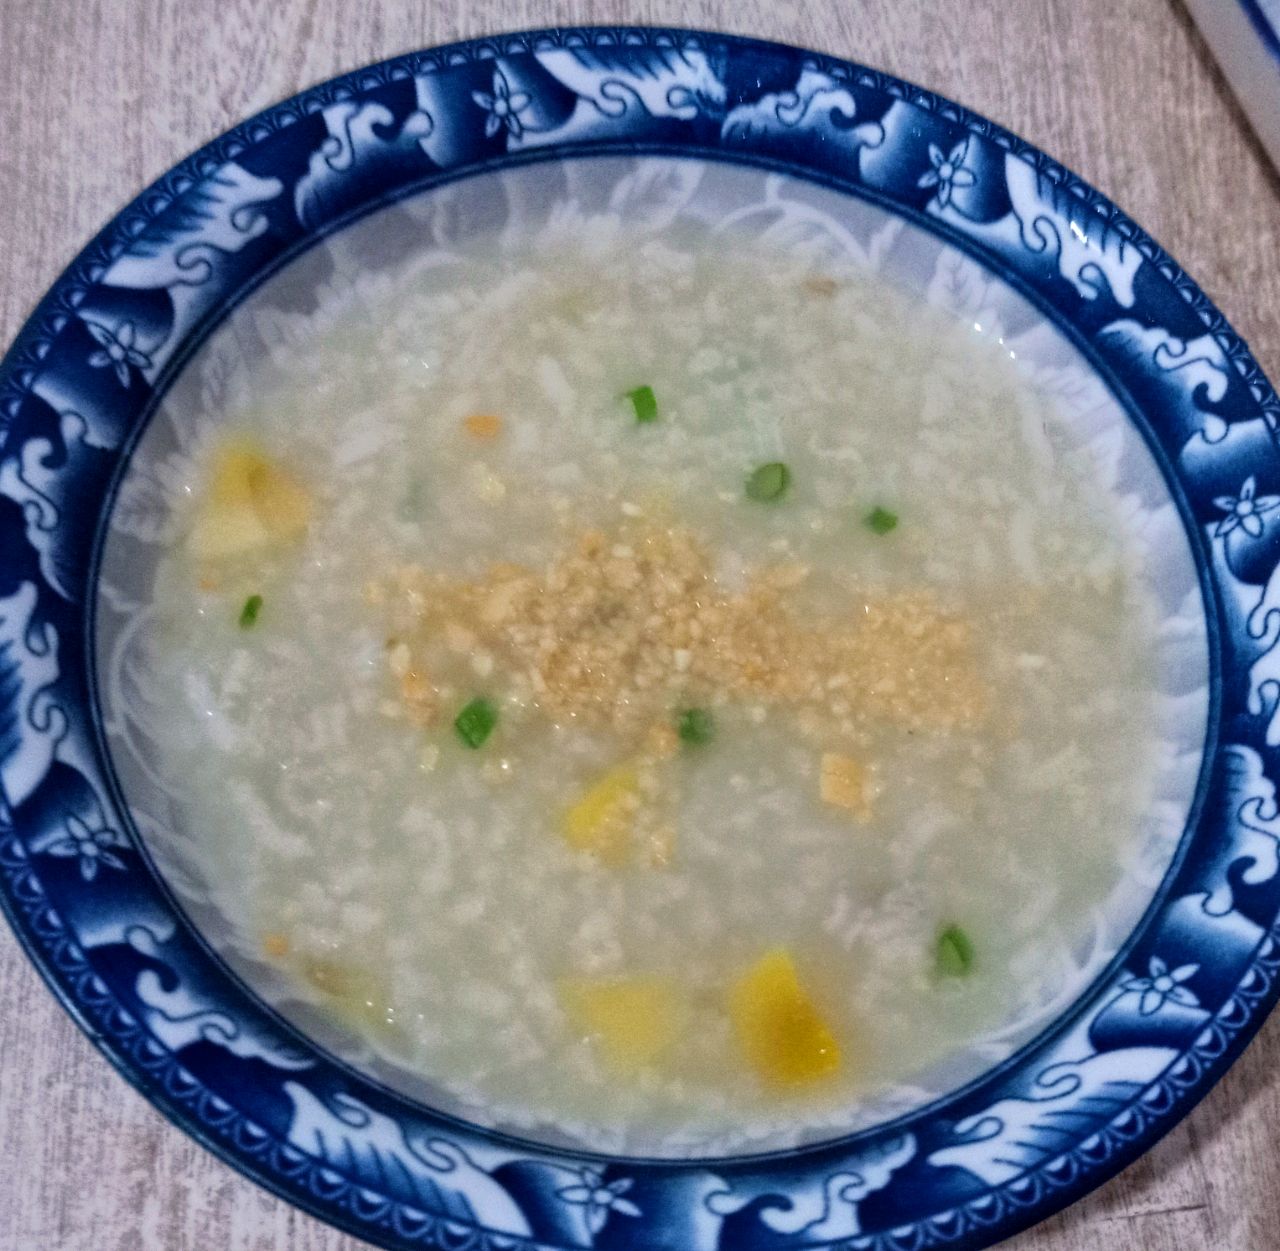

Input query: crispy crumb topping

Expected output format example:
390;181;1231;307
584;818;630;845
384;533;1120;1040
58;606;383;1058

383;524;987;744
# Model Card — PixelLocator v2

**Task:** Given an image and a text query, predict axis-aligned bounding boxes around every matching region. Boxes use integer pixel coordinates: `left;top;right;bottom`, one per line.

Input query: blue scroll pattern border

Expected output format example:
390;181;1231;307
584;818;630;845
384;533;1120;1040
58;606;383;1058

4;26;1280;1251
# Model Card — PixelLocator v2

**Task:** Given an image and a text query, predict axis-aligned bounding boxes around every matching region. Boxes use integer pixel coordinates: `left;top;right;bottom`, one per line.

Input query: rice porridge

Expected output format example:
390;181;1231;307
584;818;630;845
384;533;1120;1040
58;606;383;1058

102;161;1199;1155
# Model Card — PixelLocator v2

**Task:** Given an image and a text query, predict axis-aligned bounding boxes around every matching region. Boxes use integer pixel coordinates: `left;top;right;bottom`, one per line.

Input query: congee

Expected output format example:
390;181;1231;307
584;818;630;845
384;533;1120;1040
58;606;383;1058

143;209;1161;1150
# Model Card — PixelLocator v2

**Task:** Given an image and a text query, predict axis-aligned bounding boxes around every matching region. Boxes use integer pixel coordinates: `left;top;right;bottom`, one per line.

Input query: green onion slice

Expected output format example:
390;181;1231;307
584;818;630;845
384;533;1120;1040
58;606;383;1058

455;697;498;749
624;385;658;424
865;505;899;535
676;707;715;746
239;594;263;629
936;924;975;977
745;462;790;502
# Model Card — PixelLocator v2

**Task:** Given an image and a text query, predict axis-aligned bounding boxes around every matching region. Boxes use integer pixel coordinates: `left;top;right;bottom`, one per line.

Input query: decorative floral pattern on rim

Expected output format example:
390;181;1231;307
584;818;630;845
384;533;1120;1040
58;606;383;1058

3;26;1280;1251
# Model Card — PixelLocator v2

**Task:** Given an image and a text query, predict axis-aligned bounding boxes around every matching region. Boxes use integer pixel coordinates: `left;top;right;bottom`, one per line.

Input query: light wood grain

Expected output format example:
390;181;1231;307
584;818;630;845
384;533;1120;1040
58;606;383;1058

2;1;1279;1248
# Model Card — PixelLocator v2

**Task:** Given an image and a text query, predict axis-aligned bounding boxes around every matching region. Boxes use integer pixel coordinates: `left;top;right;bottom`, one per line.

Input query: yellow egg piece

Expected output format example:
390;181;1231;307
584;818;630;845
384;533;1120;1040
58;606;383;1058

729;949;842;1088
820;752;873;821
562;765;640;865
560;975;679;1074
189;444;273;559
189;438;312;560
249;456;312;540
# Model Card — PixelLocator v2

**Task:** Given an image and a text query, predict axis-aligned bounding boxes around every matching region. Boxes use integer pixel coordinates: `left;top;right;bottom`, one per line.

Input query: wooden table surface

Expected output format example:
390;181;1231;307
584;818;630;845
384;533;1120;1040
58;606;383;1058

3;1;1280;1248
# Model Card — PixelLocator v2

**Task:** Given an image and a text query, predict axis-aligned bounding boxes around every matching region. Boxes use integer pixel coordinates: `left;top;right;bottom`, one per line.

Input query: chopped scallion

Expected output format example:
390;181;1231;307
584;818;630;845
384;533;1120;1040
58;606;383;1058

865;505;899;535
454;697;498;749
936;924;975;977
745;462;791;502
676;707;715;746
239;594;263;629
625;385;659;424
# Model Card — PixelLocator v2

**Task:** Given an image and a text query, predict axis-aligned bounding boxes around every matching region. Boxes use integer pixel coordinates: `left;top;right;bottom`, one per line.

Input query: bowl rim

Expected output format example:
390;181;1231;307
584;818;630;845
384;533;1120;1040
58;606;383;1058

1238;0;1280;62
2;24;1278;1251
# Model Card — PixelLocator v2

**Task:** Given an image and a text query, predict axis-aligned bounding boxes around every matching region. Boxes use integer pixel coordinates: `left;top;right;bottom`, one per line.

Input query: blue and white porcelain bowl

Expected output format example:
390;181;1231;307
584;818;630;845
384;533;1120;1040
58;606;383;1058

3;27;1279;1250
